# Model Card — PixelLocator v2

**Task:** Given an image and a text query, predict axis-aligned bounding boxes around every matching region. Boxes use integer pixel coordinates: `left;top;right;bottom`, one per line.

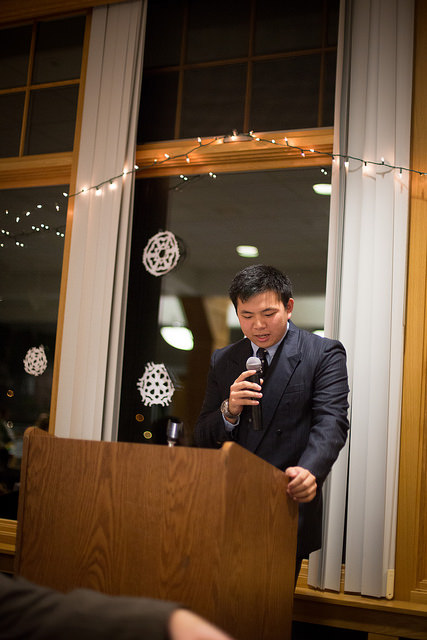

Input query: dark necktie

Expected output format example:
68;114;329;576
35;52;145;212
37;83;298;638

256;347;269;376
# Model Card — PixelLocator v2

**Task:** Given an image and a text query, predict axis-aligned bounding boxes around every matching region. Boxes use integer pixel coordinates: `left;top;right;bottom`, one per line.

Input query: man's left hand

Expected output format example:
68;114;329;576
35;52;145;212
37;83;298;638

285;467;317;503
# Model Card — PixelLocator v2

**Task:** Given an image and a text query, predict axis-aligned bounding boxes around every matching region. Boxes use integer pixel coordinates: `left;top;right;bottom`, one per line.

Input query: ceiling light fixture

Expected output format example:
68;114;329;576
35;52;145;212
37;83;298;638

160;326;194;351
236;245;259;258
313;183;332;196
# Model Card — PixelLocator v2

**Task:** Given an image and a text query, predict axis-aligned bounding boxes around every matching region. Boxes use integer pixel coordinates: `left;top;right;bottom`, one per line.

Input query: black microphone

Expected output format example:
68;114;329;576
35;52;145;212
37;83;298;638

246;356;263;431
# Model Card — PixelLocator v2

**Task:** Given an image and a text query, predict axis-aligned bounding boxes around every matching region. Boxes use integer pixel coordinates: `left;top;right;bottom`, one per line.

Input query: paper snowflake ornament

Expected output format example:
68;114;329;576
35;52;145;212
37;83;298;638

142;230;180;276
137;362;175;407
23;345;48;376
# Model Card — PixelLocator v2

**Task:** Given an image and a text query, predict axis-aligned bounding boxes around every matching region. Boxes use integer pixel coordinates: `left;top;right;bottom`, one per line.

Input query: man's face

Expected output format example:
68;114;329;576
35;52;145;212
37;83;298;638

236;290;294;349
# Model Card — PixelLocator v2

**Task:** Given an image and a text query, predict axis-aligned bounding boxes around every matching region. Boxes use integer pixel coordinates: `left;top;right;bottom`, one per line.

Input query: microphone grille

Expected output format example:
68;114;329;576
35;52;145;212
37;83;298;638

246;356;262;372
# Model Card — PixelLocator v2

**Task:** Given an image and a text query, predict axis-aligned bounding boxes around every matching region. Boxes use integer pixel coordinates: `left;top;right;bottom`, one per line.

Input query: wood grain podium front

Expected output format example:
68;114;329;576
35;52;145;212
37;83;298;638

15;427;298;640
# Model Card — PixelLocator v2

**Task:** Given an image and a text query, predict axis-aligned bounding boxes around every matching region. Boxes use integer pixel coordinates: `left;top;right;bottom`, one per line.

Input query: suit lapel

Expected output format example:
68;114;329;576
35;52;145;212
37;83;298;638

246;323;302;452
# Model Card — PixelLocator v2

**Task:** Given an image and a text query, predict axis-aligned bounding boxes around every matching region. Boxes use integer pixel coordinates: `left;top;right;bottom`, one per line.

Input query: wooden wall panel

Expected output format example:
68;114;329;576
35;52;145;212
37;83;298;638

395;0;427;604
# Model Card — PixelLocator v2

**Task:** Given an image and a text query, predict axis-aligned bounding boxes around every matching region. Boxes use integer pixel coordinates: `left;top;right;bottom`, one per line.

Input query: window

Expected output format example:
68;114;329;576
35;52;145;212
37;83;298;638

120;0;338;445
0;14;85;158
138;0;339;142
0;13;87;519
118;166;331;444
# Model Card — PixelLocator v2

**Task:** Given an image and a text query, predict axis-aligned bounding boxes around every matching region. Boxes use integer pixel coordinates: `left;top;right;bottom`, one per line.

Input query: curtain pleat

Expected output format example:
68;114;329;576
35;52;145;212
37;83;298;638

55;1;146;441
309;0;414;598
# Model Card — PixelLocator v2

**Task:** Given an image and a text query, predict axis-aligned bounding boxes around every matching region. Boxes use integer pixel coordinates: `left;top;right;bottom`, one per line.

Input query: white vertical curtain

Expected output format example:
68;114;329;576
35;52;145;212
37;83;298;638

55;0;146;441
308;0;414;597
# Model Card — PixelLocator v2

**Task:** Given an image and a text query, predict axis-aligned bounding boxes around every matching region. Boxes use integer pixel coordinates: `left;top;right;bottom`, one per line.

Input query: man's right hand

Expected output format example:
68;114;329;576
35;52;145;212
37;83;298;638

228;369;263;418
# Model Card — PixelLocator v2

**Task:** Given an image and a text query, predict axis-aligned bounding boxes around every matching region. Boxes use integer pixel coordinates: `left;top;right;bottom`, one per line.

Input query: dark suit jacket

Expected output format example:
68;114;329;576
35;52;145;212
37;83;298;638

194;321;349;558
1;573;177;640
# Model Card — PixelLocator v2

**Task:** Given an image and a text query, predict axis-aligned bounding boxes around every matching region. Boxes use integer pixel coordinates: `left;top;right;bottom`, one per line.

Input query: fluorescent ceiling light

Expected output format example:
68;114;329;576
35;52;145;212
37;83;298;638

313;183;332;196
236;245;259;257
161;326;194;351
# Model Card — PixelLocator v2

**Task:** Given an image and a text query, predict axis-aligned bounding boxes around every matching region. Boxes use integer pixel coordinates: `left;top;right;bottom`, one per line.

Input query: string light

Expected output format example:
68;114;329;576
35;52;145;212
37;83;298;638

1;132;421;251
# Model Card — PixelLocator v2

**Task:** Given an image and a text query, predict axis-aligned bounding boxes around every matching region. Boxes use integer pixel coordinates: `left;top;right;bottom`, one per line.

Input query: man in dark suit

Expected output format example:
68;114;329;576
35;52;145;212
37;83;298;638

194;265;349;575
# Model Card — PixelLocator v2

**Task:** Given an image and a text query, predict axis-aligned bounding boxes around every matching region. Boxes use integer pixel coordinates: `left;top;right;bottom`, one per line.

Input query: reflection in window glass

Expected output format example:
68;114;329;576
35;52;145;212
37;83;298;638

0;186;68;519
119;168;330;446
32;15;86;84
0;93;25;158
0;25;32;90
24;86;79;155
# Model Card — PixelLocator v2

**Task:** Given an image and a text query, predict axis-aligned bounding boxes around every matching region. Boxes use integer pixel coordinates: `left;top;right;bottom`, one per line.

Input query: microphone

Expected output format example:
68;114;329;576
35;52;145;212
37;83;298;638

166;418;183;447
246;356;263;431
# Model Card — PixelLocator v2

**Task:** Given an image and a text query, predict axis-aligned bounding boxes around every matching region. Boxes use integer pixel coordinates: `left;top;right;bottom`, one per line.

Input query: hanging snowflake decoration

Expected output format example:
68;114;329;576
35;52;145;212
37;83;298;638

23;345;48;376
137;362;175;407
142;230;180;277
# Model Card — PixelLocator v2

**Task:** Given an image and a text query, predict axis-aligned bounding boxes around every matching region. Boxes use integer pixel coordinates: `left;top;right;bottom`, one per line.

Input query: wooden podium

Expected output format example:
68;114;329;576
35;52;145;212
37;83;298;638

15;427;298;640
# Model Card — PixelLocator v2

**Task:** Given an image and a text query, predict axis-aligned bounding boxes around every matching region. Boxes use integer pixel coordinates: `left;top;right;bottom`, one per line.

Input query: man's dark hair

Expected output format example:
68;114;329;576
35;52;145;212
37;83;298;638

228;264;293;310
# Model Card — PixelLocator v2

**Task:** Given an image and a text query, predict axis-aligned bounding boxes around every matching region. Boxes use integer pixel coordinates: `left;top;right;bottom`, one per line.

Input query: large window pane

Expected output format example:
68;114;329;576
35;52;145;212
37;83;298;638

0;93;25;158
180;64;246;138
138;72;179;143
119;168;330;445
32;16;86;84
0;25;32;90
0;185;68;519
254;0;324;54
323;51;337;127
139;0;339;142
24;86;79;154
186;0;250;63
250;55;321;131
144;0;184;68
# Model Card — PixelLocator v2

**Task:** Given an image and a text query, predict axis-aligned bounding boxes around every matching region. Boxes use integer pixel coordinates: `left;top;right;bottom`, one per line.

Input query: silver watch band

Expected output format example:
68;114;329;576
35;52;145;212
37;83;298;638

221;399;241;419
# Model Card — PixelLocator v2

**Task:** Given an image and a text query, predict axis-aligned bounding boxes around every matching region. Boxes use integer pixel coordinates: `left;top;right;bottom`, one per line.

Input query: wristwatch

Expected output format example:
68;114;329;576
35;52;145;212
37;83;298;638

220;399;241;420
